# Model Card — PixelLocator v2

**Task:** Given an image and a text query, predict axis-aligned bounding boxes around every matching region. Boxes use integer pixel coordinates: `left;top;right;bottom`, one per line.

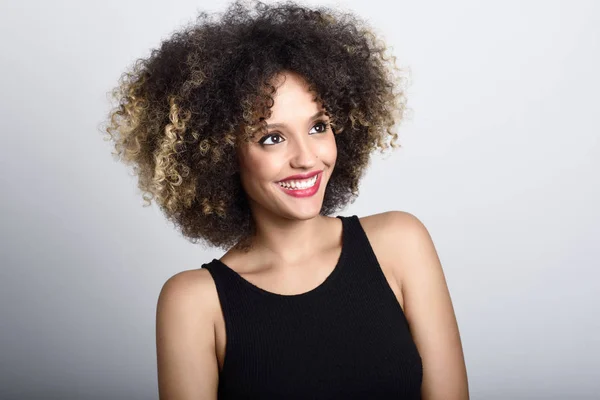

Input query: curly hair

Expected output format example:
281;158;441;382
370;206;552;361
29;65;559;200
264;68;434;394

103;0;410;251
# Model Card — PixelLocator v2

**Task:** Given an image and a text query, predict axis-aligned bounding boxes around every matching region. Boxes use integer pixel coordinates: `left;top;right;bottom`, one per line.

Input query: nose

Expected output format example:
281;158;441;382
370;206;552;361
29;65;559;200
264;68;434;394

289;135;318;169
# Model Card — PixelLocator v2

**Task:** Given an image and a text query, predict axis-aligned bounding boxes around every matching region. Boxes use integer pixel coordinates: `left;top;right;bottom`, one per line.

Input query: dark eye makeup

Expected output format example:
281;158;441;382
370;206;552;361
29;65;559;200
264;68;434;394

258;121;330;146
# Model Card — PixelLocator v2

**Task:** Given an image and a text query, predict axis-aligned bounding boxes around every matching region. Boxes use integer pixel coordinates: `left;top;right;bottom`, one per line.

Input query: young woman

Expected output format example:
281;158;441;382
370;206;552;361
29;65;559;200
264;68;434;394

105;1;468;398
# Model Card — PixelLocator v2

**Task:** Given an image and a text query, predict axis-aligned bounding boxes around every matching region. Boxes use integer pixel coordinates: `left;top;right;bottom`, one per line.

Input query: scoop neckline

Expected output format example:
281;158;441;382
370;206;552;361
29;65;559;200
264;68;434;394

212;215;347;299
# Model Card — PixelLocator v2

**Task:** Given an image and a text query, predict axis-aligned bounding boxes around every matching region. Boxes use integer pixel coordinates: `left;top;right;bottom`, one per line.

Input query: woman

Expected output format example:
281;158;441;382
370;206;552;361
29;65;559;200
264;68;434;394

105;1;468;398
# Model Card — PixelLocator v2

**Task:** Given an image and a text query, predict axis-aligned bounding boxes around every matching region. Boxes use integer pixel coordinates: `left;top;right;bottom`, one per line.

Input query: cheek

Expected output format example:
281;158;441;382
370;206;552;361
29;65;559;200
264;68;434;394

238;150;281;185
319;134;338;164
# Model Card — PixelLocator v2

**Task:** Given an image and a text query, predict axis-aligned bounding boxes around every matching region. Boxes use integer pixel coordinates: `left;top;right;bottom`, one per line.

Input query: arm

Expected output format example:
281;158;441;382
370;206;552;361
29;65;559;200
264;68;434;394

385;211;469;399
156;269;219;399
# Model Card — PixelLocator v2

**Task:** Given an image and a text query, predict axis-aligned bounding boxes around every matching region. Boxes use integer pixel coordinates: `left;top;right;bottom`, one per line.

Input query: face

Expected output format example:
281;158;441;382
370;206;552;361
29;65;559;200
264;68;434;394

236;71;337;221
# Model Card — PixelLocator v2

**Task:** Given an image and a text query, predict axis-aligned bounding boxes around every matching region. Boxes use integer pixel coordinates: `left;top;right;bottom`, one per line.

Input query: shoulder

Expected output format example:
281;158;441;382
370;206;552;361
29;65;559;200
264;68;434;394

156;266;221;397
157;268;219;332
158;268;218;308
358;210;435;277
359;210;426;237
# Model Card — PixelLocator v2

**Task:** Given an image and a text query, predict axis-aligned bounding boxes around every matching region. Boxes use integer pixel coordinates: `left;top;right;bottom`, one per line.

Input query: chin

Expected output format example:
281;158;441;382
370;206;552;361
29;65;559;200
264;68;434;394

287;206;323;219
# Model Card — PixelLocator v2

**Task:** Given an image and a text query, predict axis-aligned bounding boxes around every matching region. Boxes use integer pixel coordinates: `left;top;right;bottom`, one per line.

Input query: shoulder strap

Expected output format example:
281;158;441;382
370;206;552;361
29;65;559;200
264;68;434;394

342;215;381;268
201;259;245;325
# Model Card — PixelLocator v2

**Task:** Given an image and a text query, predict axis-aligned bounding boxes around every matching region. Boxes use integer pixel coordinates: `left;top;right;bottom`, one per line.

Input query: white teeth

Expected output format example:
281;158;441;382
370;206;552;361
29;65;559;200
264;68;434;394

278;174;318;190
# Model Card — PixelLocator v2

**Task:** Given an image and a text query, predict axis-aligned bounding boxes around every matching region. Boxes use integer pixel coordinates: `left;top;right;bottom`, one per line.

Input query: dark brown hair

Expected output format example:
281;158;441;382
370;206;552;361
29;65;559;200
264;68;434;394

103;0;409;251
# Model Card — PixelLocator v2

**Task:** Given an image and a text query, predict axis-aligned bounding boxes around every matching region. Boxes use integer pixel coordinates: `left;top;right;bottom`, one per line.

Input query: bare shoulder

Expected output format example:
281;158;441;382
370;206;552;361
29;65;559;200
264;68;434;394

359;210;427;238
156;267;220;399
159;266;218;298
358;210;431;278
359;210;445;300
157;267;221;322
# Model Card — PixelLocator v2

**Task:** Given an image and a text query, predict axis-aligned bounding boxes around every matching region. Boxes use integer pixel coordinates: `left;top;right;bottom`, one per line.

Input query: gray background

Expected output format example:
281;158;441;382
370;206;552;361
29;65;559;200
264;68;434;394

1;0;598;399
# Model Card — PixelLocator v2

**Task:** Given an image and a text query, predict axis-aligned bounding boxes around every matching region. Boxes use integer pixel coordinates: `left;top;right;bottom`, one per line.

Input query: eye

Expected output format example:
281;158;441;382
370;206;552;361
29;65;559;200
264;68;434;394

258;133;285;146
310;121;330;134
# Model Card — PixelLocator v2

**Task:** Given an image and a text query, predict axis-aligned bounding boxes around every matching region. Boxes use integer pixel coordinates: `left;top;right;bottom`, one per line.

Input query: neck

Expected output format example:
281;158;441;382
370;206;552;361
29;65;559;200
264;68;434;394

244;207;333;266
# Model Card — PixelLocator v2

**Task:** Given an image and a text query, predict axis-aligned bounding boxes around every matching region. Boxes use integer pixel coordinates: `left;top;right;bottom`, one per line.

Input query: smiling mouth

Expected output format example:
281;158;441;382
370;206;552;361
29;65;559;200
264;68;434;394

276;172;320;190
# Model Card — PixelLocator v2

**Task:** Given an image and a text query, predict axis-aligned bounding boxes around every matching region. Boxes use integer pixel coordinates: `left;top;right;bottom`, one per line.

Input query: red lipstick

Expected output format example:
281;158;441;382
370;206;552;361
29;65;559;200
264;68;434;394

276;171;322;198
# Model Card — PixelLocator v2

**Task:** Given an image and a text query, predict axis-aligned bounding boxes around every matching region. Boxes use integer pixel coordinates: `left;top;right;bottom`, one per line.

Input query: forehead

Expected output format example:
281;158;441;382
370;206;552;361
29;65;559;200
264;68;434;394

267;72;322;119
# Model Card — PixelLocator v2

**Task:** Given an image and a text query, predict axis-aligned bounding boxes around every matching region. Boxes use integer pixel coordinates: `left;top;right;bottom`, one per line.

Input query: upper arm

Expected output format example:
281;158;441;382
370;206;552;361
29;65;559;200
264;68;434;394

382;211;469;400
156;269;219;400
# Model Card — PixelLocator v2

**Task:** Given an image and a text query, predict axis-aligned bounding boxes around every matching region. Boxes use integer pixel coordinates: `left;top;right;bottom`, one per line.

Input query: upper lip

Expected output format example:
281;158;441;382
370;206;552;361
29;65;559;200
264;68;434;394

278;170;322;182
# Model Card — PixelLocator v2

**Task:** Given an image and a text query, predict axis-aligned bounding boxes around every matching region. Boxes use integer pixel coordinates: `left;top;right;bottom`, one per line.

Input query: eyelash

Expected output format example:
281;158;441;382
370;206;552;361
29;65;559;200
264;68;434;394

258;121;330;146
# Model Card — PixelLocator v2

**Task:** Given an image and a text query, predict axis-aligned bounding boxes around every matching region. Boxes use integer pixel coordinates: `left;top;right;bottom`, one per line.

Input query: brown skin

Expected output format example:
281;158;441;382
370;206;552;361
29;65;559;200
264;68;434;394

156;70;469;399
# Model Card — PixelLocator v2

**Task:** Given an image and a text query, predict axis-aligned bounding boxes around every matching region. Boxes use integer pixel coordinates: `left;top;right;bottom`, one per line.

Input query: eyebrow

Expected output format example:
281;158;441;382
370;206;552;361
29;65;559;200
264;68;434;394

265;111;327;130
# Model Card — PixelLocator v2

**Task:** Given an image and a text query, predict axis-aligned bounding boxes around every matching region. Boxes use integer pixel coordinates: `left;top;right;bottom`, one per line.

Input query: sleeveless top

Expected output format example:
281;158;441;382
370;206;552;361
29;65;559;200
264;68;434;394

202;215;423;399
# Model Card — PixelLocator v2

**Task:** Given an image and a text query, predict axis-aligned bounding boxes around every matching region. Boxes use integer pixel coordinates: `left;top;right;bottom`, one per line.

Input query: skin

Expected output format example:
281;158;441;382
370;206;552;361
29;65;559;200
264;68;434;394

156;71;469;399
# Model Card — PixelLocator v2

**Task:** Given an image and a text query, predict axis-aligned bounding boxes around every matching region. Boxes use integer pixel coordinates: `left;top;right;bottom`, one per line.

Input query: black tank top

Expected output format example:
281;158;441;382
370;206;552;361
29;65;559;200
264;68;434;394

203;215;423;399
